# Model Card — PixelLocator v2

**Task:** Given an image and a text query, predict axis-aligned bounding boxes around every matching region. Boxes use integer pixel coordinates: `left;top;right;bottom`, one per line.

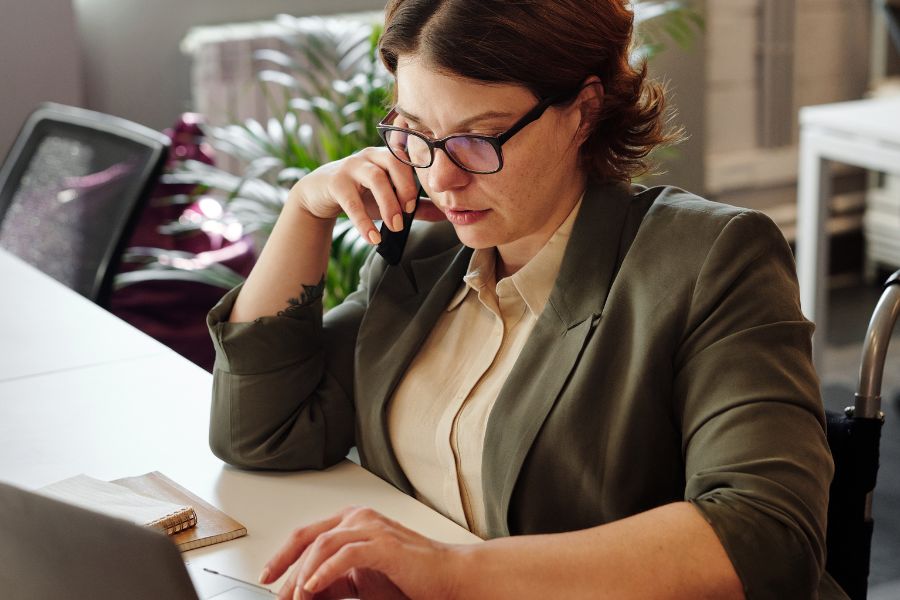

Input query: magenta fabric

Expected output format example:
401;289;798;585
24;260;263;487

109;114;254;372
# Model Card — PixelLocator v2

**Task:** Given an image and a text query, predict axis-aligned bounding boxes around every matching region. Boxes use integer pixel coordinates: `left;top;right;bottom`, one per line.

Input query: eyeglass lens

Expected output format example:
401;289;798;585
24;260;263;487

382;128;501;173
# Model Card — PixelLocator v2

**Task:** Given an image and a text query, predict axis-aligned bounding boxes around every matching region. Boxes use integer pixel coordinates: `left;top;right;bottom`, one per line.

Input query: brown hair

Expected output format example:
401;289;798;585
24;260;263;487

379;0;676;182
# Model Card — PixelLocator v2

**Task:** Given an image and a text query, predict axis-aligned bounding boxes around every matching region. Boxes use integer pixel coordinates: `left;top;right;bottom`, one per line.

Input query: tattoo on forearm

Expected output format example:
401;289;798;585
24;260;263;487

277;275;325;316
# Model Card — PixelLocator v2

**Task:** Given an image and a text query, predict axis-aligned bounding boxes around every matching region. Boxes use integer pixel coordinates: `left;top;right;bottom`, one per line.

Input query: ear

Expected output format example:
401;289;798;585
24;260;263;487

574;77;604;144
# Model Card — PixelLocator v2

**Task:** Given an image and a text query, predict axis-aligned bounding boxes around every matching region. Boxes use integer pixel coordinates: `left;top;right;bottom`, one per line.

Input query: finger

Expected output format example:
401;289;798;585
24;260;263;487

304;541;377;596
276;564;297;600
281;539;343;600
353;161;406;233
367;149;419;213
411;199;446;222
327;176;382;245
262;513;345;584
291;527;375;598
277;543;315;600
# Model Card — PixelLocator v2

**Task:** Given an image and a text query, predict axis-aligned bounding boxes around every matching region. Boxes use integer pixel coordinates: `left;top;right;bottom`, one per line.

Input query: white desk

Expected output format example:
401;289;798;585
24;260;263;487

0;250;168;381
796;96;900;368
0;249;479;590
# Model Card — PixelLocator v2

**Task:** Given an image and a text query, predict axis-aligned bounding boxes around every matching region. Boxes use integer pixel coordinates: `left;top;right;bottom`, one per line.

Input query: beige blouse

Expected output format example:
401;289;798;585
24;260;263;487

387;199;582;537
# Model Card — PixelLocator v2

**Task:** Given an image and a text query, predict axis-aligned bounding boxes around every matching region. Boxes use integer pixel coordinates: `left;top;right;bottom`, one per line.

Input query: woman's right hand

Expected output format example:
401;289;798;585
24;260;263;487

226;147;443;322
291;147;440;245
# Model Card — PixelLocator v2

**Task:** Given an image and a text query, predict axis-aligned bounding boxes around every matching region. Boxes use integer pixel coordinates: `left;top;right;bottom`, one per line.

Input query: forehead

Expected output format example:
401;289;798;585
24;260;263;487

395;56;535;123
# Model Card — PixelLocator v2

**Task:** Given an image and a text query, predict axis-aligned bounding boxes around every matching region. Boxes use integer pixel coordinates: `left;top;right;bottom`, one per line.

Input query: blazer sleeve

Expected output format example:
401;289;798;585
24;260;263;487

673;210;833;599
206;249;382;470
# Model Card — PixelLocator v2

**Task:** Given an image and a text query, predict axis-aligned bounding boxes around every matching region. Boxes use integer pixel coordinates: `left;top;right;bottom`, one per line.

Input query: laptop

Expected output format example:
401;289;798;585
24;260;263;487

0;481;273;599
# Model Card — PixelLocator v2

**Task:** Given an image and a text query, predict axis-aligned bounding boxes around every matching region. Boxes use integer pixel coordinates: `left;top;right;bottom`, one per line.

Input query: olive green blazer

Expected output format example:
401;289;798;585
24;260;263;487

208;181;844;599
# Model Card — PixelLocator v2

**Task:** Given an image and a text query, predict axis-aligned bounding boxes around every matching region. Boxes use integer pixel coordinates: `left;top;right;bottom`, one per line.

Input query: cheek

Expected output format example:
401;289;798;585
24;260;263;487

475;173;532;214
513;126;575;183
488;148;564;208
480;173;553;229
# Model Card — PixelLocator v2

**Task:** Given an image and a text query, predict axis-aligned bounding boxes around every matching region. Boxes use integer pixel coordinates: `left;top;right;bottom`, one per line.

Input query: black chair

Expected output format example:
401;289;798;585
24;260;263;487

880;0;900;57
825;271;898;600
0;103;169;306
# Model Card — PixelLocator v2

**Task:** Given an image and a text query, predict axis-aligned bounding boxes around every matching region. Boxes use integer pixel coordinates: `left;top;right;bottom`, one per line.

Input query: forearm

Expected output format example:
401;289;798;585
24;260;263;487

230;192;334;323
454;502;744;600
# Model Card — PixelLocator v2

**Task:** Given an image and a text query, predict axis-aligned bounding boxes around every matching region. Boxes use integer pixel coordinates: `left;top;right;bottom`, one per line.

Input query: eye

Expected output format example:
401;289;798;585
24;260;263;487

395;117;432;137
472;129;504;137
467;121;511;136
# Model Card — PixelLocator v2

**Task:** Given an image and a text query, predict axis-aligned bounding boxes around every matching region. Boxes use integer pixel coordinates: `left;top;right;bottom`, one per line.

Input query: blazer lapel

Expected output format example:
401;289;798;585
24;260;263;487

355;240;473;492
482;180;637;537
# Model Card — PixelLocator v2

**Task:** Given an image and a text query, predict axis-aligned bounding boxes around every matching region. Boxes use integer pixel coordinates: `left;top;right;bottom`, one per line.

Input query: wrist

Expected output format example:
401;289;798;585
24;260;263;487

446;542;487;600
288;177;341;223
284;191;336;232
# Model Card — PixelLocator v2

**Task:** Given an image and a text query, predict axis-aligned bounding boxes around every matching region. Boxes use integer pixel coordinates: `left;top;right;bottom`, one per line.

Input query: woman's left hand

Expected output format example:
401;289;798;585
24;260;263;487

260;506;467;600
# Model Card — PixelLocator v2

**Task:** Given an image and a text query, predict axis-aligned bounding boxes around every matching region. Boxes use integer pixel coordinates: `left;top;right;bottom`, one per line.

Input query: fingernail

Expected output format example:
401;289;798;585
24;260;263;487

368;229;382;244
391;213;404;232
258;567;270;584
405;199;416;213
304;575;319;593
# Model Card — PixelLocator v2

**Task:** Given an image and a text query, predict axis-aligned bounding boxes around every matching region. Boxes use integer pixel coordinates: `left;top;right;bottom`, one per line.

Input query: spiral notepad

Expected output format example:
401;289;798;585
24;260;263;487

39;472;246;552
112;471;247;552
39;474;197;536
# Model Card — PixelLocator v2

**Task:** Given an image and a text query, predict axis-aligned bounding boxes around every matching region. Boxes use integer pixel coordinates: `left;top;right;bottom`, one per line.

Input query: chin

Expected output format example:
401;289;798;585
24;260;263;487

451;225;502;250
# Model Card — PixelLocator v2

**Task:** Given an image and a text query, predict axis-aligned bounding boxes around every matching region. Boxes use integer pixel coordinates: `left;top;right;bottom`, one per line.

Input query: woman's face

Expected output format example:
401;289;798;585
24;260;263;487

394;56;588;272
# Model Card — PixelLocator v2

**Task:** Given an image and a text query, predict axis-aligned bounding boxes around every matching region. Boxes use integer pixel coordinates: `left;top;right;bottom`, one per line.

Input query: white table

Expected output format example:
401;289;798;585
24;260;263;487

796;96;900;368
0;249;479;591
0;250;168;381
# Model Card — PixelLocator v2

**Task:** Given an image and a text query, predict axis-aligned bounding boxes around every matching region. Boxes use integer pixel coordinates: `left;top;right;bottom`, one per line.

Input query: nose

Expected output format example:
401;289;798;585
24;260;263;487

425;148;471;194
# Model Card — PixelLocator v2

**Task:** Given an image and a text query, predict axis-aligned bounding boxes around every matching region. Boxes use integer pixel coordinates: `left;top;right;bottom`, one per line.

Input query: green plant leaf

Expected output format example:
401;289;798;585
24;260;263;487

253;48;301;71
257;69;301;92
114;268;243;291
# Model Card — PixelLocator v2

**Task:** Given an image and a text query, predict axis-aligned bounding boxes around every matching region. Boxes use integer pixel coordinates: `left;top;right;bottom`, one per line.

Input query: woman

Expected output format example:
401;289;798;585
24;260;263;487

207;1;844;598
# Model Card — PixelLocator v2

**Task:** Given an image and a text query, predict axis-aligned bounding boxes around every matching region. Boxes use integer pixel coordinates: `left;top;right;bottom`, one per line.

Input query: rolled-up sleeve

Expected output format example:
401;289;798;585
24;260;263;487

674;210;833;599
206;254;376;471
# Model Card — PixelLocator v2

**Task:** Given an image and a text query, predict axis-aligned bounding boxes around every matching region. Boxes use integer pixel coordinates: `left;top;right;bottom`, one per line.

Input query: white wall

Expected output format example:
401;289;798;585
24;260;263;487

644;1;707;195
70;0;385;132
0;0;83;159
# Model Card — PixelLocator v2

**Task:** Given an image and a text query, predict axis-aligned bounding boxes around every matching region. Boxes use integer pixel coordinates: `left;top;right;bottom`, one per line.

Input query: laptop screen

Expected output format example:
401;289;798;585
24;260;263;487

0;480;200;600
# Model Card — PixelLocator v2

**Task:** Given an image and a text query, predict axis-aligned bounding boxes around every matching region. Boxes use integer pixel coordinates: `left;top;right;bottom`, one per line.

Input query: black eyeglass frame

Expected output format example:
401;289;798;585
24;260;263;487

376;91;576;175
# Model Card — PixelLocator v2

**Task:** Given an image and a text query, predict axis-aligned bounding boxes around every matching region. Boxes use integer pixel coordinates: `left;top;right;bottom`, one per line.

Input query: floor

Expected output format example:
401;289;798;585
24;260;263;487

822;282;900;597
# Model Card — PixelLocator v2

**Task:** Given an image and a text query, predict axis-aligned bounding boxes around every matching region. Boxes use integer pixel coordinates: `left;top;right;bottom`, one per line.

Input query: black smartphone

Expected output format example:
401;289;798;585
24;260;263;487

375;181;424;266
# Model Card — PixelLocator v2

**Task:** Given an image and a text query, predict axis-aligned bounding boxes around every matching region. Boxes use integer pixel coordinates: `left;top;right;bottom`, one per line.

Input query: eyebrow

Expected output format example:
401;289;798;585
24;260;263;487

394;106;516;131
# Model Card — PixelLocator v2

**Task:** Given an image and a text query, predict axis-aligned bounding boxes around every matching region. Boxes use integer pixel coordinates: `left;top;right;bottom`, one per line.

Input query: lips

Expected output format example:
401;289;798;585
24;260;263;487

445;207;490;226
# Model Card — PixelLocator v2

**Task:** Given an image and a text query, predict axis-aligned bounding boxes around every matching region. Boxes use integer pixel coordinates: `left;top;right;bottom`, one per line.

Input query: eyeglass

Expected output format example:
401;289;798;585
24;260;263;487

376;91;575;175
